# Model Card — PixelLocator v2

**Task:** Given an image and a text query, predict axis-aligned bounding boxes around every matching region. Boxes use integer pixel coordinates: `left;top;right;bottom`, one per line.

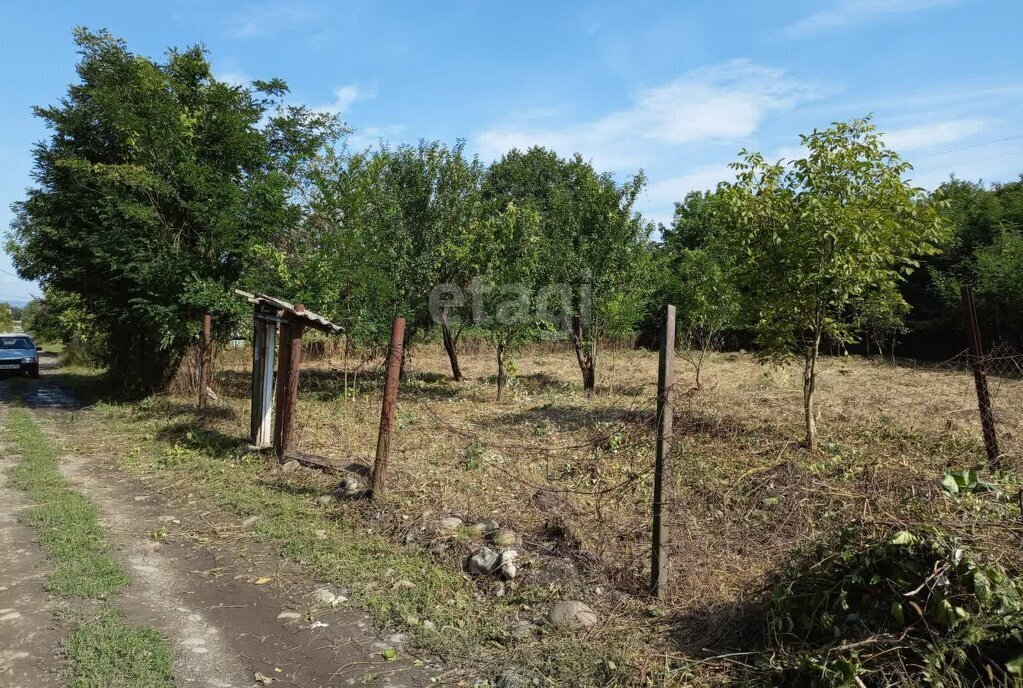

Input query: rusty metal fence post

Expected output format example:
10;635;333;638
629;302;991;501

961;285;1000;469
198;313;212;409
650;304;676;599
372;316;406;499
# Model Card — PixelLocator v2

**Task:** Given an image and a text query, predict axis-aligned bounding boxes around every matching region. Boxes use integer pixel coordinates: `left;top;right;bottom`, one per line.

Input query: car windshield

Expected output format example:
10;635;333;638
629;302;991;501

0;337;33;350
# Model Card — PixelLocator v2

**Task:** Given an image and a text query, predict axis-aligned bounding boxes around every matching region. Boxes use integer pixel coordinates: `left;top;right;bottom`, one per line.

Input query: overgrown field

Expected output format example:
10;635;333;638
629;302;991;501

61;345;1023;685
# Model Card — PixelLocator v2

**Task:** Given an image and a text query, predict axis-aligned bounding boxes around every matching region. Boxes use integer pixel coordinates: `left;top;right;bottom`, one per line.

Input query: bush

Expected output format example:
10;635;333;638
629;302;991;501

764;526;1023;686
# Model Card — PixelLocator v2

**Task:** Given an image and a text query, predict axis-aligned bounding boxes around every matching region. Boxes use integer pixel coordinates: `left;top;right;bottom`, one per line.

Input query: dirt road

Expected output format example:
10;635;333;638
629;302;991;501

0;374;447;688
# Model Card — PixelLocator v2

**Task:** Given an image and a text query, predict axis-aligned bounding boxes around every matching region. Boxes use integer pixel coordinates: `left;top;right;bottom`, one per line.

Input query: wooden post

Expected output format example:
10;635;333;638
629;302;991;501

273;321;293;456
961;286;1000;469
650;304;676;599
198;313;212;409
250;313;276;448
273;315;305;458
251;315;265;442
372;316;405;499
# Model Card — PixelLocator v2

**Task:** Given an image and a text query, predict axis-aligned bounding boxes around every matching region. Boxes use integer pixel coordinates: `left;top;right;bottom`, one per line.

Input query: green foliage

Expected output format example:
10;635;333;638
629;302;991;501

7;409;129;598
718;116;949;449
483;147;652;393
663;243;740;387
475;201;544;397
0;303;13;331
975;228;1023;340
8;28;338;393
767;526;1023;686
296;140;483;345
23;286;103;364
908;176;1023;347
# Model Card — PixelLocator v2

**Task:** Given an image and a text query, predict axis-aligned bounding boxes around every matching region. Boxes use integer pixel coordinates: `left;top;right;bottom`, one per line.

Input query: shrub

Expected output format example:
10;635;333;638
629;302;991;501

764;526;1023;686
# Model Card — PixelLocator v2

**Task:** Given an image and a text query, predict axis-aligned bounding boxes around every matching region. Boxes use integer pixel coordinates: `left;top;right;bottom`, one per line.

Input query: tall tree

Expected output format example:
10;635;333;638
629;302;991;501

719;117;949;451
7;28;338;393
474;202;543;400
298;141;482;366
484;148;651;396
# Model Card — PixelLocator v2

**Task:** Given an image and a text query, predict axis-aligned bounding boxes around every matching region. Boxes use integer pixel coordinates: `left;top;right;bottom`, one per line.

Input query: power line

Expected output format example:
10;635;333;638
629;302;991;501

911;134;1023;162
913;148;1023;174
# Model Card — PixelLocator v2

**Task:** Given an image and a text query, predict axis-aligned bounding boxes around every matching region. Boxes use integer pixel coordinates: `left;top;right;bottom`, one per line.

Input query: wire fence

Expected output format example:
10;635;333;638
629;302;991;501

983;342;1023;467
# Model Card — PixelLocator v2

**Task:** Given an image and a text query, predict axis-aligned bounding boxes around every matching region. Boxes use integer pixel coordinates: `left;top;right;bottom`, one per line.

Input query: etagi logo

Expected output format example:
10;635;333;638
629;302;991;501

428;277;592;337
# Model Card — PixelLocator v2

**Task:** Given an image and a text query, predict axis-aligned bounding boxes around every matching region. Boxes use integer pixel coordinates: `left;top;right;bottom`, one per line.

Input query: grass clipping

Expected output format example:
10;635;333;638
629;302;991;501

763;525;1023;686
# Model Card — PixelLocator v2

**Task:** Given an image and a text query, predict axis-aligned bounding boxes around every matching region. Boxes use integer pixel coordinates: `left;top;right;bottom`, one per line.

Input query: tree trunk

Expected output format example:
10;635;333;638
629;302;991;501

803;330;822;452
496;342;506;401
440;306;463;382
571;314;596;398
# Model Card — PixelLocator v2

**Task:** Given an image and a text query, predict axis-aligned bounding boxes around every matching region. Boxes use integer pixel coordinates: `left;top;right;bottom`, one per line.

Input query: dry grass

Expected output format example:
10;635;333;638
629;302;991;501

68;342;1023;683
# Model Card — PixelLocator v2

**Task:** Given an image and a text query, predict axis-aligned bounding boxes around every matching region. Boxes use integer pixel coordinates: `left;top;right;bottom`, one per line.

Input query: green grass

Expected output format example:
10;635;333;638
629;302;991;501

7;409;128;598
5;409;177;687
64;605;175;688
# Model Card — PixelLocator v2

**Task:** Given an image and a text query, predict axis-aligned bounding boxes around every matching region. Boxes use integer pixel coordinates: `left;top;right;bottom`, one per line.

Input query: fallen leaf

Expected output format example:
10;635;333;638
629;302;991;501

253;577;273;585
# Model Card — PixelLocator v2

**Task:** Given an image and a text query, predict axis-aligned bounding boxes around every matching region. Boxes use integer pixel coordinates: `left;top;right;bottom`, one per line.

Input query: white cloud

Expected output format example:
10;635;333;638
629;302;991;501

882;118;986;151
644;164;735;205
227;1;320;39
475;59;822;169
314;84;377;115
784;0;964;39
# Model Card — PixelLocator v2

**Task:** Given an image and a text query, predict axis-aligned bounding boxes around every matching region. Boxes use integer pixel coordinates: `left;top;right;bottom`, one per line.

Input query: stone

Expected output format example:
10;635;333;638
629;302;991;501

393;579;416;591
312;588;339;606
482;519;501;533
491;581;506;597
495;670;532;688
281;460;301;474
430;543;447;556
315;494;334;507
437;516;463;531
337;476;361;496
547;601;597;627
489;529;518;547
421;619;436;631
465;522;487;536
467;546;500;576
498;550;519;580
277;611;302;621
241;515;260;527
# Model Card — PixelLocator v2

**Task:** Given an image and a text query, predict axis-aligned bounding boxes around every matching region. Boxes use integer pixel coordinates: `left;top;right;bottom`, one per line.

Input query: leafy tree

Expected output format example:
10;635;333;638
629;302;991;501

667;246;740;389
0;304;13;332
7;28;338;393
22;286;102;364
853;283;910;361
911;177;1023;346
719;117;949;451
484;148;652;396
473;202;543;399
975;228;1023;341
297;140;481;372
663;190;721;251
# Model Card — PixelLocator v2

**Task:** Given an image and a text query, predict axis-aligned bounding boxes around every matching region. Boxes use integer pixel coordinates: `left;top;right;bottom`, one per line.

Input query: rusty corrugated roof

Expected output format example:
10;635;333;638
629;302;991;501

235;290;343;334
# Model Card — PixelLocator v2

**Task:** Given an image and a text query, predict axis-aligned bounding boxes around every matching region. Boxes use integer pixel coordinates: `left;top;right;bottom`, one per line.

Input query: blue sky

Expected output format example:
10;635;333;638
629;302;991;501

1;0;1021;304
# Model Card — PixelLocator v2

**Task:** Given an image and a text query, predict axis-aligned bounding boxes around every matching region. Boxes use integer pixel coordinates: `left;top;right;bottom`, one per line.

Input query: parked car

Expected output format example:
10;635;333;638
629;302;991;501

0;333;40;378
